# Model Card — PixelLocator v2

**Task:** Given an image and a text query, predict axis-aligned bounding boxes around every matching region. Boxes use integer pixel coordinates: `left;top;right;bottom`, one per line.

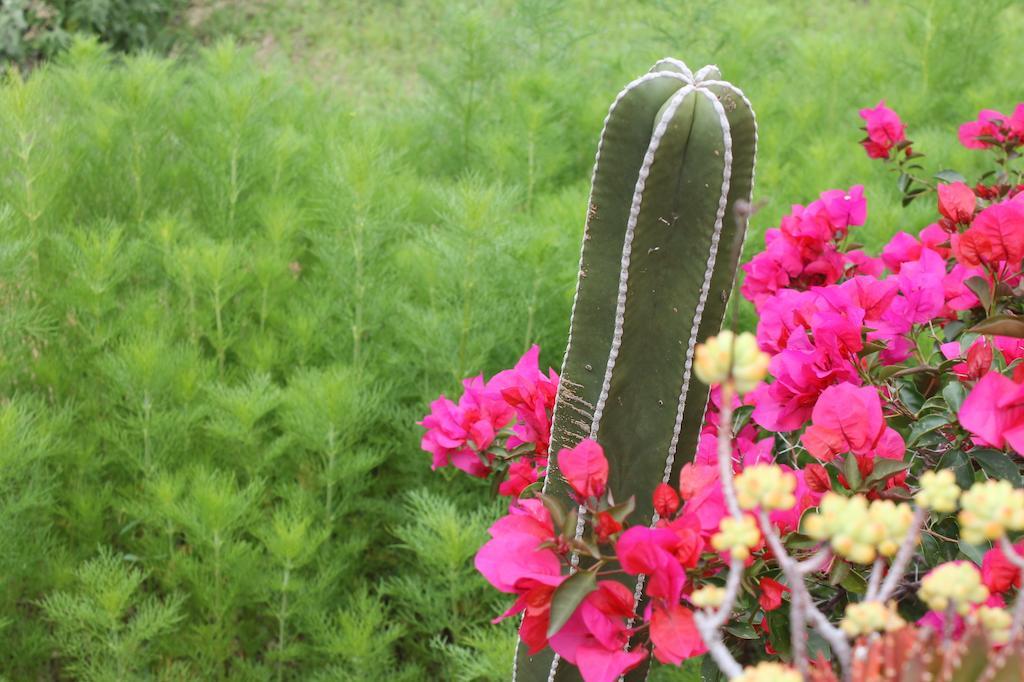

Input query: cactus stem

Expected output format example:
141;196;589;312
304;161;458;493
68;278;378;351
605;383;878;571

588;83;698;442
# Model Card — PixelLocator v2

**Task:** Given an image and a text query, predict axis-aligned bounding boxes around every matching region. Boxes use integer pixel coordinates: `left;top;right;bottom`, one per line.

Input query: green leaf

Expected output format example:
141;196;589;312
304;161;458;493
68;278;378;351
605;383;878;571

829;558;851;586
533;492;567;531
964;276;992;311
958;539;987;565
765;609;792;657
898;384;925;414
562;508;579;540
937;449;975;490
842;454;863;490
897;173;911;194
935;169;967;184
865;458;910;487
732;405;754;436
908;414;949;447
944;321;966;342
889;365;938;379
942;381;967;414
972;448;1023;488
970;315;1024;339
547;570;597;637
839;567;867;594
724;622;759;640
604;495;636;523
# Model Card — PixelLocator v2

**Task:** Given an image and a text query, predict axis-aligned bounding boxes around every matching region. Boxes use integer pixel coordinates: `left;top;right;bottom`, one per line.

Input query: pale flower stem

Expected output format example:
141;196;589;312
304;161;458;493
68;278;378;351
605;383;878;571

998;536;1024;634
694;380;745;678
716;382;743;521
758;509;851;678
865;556;885;602
875;507;927;604
788;584;809;677
695;557;745;679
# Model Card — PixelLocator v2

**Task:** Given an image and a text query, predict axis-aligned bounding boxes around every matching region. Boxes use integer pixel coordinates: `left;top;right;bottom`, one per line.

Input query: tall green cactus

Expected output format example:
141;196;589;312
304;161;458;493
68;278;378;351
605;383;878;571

513;59;757;681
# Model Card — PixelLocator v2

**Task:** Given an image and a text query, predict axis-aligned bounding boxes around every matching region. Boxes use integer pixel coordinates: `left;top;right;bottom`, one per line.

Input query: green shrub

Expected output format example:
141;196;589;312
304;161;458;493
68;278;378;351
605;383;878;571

0;0;185;66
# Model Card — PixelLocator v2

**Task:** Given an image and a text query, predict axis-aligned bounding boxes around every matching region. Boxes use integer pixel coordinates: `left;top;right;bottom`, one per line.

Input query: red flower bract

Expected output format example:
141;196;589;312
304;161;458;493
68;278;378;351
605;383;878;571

558;439;609;499
953;197;1024;267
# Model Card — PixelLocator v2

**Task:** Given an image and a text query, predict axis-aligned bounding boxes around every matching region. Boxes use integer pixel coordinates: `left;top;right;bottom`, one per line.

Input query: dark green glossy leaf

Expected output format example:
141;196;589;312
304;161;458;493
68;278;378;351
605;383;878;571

865;458;910;487
732;405;754;436
724;622;758;640
972;448;1023;487
908;414;949;446
942;381;967;414
547;569;598;637
937;449;975;490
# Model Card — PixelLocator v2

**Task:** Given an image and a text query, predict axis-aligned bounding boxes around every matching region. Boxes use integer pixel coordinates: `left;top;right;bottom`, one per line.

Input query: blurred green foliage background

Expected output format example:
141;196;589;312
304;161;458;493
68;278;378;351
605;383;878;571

0;1;1021;679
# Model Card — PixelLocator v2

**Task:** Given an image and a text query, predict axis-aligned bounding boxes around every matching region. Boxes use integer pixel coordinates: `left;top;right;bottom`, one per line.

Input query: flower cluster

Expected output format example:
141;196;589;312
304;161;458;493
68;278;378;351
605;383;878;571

419;345;557;495
958;479;1024;545
803;493;915;564
918;562;990;615
438;99;1024;681
840;601;905;637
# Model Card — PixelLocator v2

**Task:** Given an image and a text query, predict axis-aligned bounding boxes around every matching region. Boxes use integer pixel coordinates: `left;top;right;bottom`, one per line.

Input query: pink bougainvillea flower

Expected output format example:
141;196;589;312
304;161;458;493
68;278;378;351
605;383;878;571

751;333;860;432
954;199;1024;267
758;577;790;612
801;382;905;462
663;513;705;568
959;372;1024;454
959;109;1010;149
918;594;1006;640
845;249;885;277
859;100;907;159
475;498;560;593
649;602;706;664
819;185;867;233
938;182;976;224
1009;103;1024;142
419;395;471;471
677;463;727;538
490;344;559;457
940;337;995;382
919;223;952;258
548;581;647;682
895;248;947;324
498;459;540;498
558;439;609;499
880;231;922;273
615;526;687;604
419;375;517;477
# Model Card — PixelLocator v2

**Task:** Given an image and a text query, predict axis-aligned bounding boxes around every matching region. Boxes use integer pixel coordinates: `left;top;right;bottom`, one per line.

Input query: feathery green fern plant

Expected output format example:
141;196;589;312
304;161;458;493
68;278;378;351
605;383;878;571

515;58;757;681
